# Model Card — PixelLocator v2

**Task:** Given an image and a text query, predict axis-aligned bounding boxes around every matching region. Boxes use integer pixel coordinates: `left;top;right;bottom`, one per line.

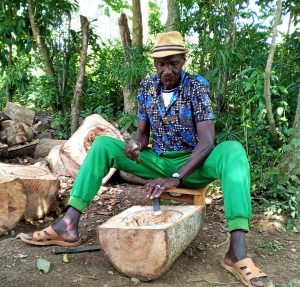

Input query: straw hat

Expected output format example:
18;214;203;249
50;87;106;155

148;31;188;58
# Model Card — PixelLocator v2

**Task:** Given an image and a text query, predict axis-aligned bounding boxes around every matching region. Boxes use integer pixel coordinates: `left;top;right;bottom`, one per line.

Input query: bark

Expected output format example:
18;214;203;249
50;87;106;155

27;0;55;78
264;0;282;146
71;15;89;134
61;12;71;112
118;13;136;114
132;0;143;48
166;0;180;31
118;13;132;61
5;6;13;103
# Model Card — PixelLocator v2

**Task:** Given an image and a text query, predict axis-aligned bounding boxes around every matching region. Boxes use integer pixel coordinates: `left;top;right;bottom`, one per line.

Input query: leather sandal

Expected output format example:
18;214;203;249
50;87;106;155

19;226;81;247
221;258;273;287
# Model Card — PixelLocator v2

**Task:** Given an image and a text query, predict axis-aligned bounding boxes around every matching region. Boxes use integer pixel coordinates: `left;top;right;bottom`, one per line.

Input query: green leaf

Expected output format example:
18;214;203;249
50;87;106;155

267;168;280;175
283;144;292;152
291;138;300;146
63;254;69;263
37;258;51;273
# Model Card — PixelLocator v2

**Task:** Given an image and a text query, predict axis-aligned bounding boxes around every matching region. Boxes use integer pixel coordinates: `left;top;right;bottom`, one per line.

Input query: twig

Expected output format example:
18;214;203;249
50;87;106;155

74;273;97;280
213;234;230;248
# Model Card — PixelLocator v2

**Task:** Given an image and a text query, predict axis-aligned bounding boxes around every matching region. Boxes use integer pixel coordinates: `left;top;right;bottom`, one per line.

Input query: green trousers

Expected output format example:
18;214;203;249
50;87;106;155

68;136;252;231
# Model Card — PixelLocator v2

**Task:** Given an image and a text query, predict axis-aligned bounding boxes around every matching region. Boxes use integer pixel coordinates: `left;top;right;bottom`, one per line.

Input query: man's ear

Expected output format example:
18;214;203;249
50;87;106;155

182;55;187;62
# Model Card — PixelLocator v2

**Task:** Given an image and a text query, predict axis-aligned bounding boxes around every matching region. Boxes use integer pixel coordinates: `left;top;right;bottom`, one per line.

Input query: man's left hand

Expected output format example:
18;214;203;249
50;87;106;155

145;178;180;199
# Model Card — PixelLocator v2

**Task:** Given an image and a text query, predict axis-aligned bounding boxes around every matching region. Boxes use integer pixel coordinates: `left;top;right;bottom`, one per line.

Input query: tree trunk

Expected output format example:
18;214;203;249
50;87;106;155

27;0;55;78
264;0;282;146
118;13;132;61
5;6;13;103
71;15;89;134
118;13;136;114
61;12;71;112
294;86;300;130
166;0;180;31
132;0;143;48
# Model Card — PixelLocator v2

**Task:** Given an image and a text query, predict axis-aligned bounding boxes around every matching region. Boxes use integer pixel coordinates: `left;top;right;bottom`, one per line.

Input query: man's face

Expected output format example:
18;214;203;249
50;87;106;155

154;54;186;89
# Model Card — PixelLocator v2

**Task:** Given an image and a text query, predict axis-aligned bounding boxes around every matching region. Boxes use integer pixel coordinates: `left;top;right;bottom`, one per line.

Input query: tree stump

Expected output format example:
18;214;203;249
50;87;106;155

0;163;59;220
0;177;27;235
97;205;204;281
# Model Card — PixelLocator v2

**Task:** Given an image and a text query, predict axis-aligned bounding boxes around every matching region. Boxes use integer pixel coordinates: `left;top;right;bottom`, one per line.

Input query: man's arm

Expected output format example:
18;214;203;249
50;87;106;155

124;119;150;162
177;119;215;179
146;119;215;199
135;119;150;150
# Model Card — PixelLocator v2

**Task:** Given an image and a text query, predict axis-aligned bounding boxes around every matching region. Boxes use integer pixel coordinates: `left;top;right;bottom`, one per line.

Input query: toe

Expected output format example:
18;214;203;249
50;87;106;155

250;276;270;287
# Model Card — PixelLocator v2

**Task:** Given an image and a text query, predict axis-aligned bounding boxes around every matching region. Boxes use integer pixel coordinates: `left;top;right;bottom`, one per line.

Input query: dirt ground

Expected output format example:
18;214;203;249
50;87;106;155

0;181;299;287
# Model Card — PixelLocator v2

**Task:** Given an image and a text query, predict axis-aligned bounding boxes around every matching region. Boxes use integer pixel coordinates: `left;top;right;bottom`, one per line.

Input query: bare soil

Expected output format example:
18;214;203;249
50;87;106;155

0;182;299;287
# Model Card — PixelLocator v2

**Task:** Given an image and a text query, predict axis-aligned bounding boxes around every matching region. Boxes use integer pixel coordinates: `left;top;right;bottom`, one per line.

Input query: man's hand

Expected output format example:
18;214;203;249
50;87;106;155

145;177;180;199
124;140;141;163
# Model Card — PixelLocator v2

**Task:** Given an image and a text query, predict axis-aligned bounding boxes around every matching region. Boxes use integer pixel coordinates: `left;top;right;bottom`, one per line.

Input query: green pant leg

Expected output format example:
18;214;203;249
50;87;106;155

68;135;174;212
184;141;252;232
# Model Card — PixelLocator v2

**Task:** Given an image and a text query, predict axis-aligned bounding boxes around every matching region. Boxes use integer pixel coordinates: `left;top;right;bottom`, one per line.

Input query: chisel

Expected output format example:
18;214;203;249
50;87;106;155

152;198;162;215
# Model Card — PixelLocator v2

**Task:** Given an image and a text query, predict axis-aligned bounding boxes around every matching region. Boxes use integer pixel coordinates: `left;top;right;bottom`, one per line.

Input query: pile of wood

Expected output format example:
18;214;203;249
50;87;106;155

0;103;124;235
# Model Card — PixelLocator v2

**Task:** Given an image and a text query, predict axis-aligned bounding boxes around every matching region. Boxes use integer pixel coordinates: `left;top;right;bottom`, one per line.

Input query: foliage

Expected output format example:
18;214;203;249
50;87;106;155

0;0;299;224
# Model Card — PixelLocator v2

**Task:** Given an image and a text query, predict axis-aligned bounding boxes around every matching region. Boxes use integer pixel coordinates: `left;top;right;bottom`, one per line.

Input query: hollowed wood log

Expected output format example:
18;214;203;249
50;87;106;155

97;205;204;281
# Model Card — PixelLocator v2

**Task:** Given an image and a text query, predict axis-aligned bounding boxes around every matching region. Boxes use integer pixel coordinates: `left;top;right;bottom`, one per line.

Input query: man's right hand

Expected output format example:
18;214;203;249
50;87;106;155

124;140;141;163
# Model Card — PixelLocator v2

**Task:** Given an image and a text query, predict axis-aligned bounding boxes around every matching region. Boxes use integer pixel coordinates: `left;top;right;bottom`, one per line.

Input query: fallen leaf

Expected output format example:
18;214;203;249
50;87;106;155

63;254;69;263
37;258;51;273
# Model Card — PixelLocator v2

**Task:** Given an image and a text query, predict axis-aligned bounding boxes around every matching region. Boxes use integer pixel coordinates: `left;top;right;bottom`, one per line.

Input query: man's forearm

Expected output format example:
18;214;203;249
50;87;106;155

178;141;215;179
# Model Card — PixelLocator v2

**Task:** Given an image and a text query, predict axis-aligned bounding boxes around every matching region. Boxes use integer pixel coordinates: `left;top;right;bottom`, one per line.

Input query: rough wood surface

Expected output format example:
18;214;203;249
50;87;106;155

3;140;38;158
34;138;67;158
3;102;35;126
60;114;123;182
97;205;204;281
0;163;59;220
0;119;14;130
1;123;34;146
0;177;26;235
47;145;71;176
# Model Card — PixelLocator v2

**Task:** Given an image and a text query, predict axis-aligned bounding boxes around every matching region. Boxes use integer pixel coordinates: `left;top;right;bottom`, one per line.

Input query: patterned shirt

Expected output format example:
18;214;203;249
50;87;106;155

137;70;214;155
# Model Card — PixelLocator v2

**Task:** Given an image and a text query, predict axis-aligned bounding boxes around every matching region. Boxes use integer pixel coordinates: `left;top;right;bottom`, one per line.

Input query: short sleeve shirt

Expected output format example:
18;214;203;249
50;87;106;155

137;70;214;155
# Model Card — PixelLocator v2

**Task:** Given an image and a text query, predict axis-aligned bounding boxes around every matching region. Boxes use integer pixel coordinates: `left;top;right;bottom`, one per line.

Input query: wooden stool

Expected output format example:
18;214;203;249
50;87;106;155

146;185;208;210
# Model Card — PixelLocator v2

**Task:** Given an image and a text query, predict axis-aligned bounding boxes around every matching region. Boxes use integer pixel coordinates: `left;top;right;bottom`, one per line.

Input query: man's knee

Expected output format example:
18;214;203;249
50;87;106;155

217;141;248;163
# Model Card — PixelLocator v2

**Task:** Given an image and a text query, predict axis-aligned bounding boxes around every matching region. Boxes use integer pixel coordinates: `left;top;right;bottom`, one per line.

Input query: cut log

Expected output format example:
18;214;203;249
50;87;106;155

0;119;14;130
59;114;124;183
1;123;34;146
3;102;35;126
97;205;204;281
34;138;67;158
0;163;59;220
119;171;148;185
0;177;27;235
47;145;71;176
3;140;38;159
0;111;10;123
0;142;8;157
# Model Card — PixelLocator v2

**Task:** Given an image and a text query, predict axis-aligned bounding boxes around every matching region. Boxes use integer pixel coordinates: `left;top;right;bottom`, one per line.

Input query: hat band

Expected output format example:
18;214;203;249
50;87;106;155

152;46;186;53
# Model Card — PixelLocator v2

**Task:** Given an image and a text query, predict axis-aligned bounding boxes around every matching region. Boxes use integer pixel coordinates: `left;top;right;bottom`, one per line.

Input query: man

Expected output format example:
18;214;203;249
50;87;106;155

20;31;272;287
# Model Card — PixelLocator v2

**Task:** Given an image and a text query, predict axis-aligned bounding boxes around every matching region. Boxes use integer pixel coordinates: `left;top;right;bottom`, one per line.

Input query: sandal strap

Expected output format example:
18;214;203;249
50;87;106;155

32;226;60;242
232;258;267;281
